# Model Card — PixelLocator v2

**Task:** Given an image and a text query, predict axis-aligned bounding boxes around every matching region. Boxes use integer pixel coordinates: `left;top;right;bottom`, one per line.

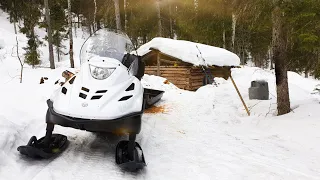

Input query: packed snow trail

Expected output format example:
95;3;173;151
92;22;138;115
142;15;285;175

1;67;320;180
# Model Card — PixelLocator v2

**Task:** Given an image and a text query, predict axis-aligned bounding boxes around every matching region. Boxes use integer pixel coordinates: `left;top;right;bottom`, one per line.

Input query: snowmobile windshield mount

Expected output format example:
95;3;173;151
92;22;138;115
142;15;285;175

80;29;134;64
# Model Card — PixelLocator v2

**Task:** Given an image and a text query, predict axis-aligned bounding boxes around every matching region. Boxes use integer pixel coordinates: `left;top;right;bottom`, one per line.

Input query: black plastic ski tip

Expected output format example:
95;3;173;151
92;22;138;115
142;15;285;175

17;134;68;159
116;141;146;172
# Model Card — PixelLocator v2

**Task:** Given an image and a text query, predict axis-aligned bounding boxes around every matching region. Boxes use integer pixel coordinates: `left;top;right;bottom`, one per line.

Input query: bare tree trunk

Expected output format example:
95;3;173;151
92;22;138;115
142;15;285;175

68;0;74;68
305;69;309;78
93;0;97;31
124;0;128;32
74;23;77;37
78;14;80;28
97;20;101;30
113;0;122;31
222;0;226;49
57;47;60;62
44;0;55;69
169;0;173;38
89;24;92;36
272;5;290;115
231;13;237;52
194;0;198;15
13;19;24;83
223;22;226;49
156;0;162;36
269;46;274;69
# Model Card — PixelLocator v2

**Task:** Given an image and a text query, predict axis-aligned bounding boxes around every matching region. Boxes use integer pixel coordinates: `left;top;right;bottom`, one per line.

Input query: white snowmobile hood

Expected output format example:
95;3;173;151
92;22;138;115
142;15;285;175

50;59;144;120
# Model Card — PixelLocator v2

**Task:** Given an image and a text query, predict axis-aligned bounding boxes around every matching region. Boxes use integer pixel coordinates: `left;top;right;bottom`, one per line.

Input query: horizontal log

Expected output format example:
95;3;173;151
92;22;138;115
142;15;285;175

190;69;227;74
160;73;190;77
145;73;190;78
146;66;191;70
165;79;188;83
191;70;229;75
169;80;189;85
190;81;204;86
145;70;191;75
190;77;204;82
190;85;203;91
191;72;227;77
146;65;191;68
145;69;190;73
146;71;190;75
159;59;182;65
162;74;189;78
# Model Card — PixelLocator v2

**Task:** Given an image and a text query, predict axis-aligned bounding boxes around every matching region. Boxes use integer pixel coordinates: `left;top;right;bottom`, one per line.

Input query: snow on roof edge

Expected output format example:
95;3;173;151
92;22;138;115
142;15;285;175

136;37;240;67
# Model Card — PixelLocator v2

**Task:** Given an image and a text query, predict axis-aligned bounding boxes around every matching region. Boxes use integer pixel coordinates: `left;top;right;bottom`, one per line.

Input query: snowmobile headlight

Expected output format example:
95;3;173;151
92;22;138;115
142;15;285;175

89;65;115;80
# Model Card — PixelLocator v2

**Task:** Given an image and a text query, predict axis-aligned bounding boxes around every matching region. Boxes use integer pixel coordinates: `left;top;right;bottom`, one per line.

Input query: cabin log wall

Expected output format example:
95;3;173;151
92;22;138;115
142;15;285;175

145;66;231;91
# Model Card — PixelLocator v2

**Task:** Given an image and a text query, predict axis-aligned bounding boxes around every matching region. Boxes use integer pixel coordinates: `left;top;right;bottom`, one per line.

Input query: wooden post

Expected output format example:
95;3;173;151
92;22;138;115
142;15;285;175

157;52;160;76
230;74;250;116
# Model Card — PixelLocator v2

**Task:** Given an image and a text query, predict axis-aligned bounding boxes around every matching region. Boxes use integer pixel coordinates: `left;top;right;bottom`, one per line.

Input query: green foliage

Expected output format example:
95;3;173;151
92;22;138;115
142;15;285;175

0;0;320;77
20;0;42;67
50;0;68;59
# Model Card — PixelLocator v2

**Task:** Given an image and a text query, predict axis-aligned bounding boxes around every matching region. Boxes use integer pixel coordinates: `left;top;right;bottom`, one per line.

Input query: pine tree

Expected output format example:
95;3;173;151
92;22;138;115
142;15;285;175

44;0;55;69
50;0;68;62
20;0;42;68
68;0;74;68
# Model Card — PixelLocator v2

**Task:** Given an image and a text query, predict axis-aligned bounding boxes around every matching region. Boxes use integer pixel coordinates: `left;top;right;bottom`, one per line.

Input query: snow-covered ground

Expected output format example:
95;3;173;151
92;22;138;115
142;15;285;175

1;10;320;180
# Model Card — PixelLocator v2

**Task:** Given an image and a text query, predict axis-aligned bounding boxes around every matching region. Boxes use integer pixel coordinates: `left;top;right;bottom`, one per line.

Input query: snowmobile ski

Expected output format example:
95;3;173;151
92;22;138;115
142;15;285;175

17;134;68;159
116;140;146;172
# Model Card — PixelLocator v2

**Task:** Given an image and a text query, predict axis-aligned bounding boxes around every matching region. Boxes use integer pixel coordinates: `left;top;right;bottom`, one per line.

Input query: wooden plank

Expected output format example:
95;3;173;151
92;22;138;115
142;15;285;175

145;69;190;73
165;79;188;83
145;72;191;76
145;73;190;78
190;85;202;91
190;77;204;81
157;52;160;76
169;80;188;83
230;75;250;116
190;82;203;87
146;66;191;70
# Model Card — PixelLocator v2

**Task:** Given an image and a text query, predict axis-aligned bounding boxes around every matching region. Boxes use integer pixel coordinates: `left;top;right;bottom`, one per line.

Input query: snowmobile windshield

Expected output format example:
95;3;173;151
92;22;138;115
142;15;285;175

80;29;134;64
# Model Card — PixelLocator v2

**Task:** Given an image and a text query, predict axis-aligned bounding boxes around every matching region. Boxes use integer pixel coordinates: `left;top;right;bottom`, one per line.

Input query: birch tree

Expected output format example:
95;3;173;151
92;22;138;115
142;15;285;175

93;0;97;31
113;0;121;31
68;0;74;68
156;0;162;36
124;0;127;32
44;0;55;69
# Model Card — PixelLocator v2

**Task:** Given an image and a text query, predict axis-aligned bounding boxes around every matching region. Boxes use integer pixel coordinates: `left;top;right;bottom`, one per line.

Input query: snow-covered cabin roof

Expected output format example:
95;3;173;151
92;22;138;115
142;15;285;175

136;37;240;67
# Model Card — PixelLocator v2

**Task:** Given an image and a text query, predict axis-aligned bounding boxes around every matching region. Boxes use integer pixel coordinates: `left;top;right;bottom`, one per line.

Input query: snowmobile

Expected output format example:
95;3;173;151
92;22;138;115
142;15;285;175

17;29;164;172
